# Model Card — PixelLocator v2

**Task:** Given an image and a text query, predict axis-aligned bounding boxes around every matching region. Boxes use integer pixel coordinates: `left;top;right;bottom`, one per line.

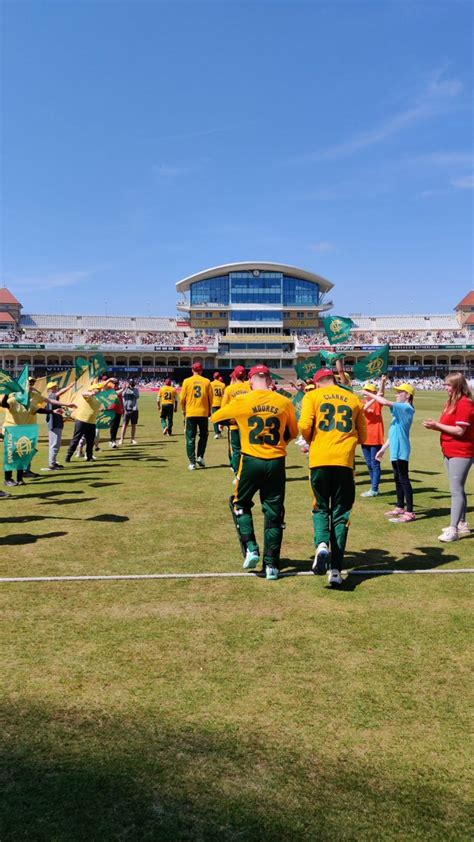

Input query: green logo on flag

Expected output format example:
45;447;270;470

322;316;354;345
353;345;390;381
4;424;40;470
96;409;115;429
295;355;321;381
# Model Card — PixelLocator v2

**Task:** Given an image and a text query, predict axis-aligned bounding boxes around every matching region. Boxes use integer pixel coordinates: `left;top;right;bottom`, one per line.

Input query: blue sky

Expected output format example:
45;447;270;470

1;0;472;317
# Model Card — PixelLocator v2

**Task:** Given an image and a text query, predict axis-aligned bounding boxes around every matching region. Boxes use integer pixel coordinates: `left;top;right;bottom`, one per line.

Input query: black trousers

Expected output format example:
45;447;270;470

110;413;121;443
67;421;96;461
392;459;413;512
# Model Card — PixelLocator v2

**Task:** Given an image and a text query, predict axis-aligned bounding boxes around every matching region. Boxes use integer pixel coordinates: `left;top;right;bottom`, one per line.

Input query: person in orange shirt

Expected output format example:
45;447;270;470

360;376;386;498
212;364;298;580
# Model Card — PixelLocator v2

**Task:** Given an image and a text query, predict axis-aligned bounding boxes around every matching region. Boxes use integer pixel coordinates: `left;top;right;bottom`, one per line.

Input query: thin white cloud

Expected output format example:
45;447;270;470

309;241;335;253
451;175;474;189
6;270;91;293
407;151;473;167
299;68;464;162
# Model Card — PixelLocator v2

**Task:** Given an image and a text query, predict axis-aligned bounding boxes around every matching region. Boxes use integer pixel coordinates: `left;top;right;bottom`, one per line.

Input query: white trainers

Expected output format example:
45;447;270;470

294;435;305;446
131;439;137;445
188;463;196;471
328;569;343;586
438;526;458;542
458;521;471;536
312;542;329;575
361;489;379;498
243;548;260;570
196;457;206;468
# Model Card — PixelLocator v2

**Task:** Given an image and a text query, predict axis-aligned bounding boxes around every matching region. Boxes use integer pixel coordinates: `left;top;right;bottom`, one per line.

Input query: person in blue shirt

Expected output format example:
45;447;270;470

362;383;416;523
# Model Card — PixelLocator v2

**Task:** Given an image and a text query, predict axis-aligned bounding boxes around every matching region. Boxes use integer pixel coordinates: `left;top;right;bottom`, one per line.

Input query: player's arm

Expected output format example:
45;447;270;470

206;383;213;417
286;402;299;442
378;375;387;396
299;393;315;443
157;390;161;410
179;381;188;413
212;398;239;425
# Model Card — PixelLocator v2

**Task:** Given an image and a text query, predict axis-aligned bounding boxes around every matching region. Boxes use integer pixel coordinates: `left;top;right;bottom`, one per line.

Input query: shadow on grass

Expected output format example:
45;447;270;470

86;514;129;523
0;702;469;842
38;498;98;506
88;482;122;488
339;545;460;591
0;531;68;546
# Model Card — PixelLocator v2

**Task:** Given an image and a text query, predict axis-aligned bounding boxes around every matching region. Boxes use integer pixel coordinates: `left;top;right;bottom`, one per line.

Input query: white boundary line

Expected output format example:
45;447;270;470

1;569;473;583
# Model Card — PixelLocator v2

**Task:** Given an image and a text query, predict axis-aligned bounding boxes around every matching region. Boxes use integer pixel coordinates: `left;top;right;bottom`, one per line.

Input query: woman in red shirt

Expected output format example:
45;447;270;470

360;376;386;498
424;373;474;542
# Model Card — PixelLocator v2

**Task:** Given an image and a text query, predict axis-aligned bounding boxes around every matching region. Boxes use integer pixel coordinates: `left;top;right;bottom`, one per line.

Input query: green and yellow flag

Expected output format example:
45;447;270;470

353;345;390;381
276;388;293;399
292;390;305;421
320;349;345;365
322;315;354;345
295;355;321;381
89;353;108;379
75;357;89;378
3;423;40;470
15;365;30;408
35;368;75;395
0;368;22;396
94;388;117;409
96;409;115;429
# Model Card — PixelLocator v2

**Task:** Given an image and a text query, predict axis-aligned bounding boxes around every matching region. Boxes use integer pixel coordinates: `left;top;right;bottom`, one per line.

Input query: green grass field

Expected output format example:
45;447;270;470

1;392;473;841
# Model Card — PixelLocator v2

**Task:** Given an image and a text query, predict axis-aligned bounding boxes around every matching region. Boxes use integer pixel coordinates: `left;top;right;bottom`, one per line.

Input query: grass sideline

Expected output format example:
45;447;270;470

1;392;473;840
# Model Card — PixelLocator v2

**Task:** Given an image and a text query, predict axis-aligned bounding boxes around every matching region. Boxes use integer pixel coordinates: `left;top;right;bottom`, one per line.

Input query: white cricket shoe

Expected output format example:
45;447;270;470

188;463;196;471
196;457;206;468
243;548;260;570
312;542;329;576
438;526;458;542
328;569;343;586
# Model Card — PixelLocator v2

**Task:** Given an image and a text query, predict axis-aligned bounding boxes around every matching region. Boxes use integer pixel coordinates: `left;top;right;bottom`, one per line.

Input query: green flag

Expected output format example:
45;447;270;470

295;355;321;381
0;368;22;396
270;371;284;381
94;388;117;409
322;315;354;344
3;423;40;470
89;353;108;379
353;345;390;381
96;409;115;429
15;365;30;408
292;390;304;421
320;349;345;365
75;357;89;378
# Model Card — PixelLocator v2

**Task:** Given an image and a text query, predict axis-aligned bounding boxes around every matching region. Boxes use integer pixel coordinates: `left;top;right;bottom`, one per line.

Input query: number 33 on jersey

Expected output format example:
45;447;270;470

299;385;367;468
212;390;299;458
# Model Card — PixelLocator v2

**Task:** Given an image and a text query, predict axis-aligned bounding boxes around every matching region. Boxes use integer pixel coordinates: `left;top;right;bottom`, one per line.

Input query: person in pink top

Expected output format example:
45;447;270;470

424;372;474;542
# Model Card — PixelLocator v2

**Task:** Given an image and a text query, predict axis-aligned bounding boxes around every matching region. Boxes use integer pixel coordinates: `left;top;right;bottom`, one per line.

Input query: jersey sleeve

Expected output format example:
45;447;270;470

212;398;238;425
355;403;367;444
180;380;188;410
299;393;315;442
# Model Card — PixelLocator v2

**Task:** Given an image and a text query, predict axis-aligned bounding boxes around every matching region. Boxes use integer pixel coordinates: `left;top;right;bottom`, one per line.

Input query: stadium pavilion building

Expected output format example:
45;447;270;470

0;266;472;379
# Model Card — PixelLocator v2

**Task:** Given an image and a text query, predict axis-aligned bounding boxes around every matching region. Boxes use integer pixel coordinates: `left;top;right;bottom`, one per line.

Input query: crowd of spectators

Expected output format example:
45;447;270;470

294;329;469;346
0;328;218;346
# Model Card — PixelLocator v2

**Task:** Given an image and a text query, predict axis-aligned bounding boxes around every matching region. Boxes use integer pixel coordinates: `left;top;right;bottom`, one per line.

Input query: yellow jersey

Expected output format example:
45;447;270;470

212;389;299;459
210;379;225;408
158;385;177;406
221;379;252;430
180;374;212;417
3;390;46;427
73;393;102;424
299;384;366;468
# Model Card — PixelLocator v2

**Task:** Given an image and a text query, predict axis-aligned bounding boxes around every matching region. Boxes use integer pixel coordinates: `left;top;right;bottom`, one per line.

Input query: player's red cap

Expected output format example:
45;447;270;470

165;378;172;386
248;364;270;378
233;365;246;378
213;371;220;379
192;362;203;372
313;368;335;383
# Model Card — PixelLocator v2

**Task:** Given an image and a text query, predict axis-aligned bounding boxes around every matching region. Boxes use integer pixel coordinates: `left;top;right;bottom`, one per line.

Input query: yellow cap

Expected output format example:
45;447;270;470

47;381;57;389
363;382;377;393
394;383;415;397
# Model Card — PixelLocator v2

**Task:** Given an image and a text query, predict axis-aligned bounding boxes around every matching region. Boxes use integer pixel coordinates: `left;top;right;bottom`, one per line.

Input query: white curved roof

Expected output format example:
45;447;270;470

176;262;333;293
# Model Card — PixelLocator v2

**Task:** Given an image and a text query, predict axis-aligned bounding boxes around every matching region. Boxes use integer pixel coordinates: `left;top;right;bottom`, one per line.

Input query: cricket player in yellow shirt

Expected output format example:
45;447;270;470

213;364;299;580
210;372;225;439
180;362;213;470
221;365;251;476
299;368;367;586
157;379;178;436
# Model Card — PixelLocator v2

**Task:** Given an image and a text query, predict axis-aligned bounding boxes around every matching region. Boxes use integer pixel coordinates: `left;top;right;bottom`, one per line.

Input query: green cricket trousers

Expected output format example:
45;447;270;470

233;454;286;569
185;416;208;464
310;466;355;571
228;428;241;475
160;404;174;433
